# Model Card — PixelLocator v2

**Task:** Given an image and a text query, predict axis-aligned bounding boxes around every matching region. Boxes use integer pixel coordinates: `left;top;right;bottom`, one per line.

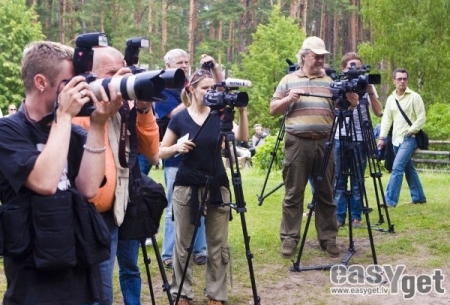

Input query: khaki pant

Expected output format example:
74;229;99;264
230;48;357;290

170;185;231;302
280;133;338;247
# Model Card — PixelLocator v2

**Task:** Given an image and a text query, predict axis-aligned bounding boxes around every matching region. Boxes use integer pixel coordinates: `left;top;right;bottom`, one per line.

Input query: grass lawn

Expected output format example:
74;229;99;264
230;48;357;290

1;167;449;304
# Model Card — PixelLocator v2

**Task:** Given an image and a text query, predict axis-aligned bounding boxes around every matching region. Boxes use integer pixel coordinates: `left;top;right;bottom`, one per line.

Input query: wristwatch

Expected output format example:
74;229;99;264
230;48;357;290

136;107;151;114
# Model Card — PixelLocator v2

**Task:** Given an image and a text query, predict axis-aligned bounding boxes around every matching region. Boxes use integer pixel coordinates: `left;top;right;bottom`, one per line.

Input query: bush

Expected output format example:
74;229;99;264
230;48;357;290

252;134;284;171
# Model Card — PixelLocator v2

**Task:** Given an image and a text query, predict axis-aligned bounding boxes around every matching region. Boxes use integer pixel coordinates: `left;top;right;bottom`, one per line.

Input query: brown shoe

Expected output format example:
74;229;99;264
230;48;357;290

321;244;340;258
281;238;296;258
207;299;224;305
173;296;190;305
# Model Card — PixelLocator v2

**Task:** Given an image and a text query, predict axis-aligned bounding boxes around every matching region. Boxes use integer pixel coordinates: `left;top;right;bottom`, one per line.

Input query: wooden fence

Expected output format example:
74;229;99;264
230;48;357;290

412;140;450;169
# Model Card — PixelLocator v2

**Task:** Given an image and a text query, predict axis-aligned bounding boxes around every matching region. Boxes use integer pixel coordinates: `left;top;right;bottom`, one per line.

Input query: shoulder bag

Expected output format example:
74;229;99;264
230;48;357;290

395;99;429;150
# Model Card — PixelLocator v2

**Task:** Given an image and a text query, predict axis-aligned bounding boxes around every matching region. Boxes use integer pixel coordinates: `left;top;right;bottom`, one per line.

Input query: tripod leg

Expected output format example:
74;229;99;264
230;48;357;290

257;113;286;206
151;235;173;305
140;239;156;305
225;137;261;305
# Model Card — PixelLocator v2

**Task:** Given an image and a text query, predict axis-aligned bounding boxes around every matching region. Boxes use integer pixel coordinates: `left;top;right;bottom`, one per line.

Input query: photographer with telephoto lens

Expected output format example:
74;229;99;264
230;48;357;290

72;46;160;305
0;41;122;304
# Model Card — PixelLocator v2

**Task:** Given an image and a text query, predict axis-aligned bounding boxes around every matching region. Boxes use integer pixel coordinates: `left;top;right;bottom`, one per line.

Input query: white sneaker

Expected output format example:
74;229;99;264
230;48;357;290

145;238;153;246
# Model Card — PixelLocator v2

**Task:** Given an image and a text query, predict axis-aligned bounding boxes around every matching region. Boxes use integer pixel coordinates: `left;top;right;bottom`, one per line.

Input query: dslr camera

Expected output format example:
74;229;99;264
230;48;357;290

329;63;381;110
203;78;252;110
88;36;185;105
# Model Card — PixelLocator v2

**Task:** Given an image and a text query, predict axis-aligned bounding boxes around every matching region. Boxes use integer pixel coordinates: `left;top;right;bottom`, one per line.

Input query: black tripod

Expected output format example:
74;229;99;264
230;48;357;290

139;236;173;305
290;101;378;272
175;108;260;305
357;98;394;233
257;111;286;206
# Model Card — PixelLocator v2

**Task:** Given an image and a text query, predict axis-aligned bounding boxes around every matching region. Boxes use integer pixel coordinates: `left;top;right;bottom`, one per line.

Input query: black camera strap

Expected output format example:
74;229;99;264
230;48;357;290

118;101;139;169
395;99;413;127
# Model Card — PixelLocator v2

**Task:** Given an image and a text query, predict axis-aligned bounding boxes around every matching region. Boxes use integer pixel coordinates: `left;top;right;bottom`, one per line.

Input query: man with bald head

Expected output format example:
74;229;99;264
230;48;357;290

73;46;160;305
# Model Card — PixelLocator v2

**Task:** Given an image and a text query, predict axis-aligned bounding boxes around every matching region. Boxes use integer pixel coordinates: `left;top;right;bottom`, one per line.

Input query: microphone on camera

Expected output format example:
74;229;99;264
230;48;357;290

223;78;252;87
325;68;339;81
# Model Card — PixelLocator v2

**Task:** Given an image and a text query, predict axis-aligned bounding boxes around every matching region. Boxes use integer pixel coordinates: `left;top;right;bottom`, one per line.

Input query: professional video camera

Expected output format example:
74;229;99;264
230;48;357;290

124;37;149;74
203;78;252;110
72;32;108;116
329;63;381;110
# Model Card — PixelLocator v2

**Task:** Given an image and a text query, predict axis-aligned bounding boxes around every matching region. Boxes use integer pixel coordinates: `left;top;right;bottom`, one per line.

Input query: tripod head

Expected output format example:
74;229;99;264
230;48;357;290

217;107;235;134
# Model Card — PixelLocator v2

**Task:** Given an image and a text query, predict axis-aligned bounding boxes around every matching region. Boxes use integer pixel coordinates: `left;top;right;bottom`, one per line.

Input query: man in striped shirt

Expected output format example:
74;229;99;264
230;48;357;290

270;36;348;259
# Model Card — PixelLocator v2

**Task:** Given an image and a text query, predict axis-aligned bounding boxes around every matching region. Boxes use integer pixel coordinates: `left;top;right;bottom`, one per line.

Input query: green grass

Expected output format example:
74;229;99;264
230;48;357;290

1;168;449;304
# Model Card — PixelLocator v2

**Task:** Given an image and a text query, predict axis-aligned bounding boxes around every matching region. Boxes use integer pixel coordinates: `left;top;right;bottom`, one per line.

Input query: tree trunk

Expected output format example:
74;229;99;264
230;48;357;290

239;0;257;52
319;1;326;42
227;20;234;62
161;0;167;55
300;0;307;33
148;0;153;53
218;20;223;66
187;0;198;64
333;14;339;66
59;0;66;44
290;0;301;19
350;0;357;51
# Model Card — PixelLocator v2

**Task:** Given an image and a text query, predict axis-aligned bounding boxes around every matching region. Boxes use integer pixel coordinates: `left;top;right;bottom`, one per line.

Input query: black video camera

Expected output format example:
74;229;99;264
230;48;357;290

203;79;252;110
72;32;108;116
329;63;381;110
124;37;149;74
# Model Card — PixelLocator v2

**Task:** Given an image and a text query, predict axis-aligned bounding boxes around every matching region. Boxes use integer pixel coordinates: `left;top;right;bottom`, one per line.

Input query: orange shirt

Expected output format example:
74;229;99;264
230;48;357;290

73;106;159;212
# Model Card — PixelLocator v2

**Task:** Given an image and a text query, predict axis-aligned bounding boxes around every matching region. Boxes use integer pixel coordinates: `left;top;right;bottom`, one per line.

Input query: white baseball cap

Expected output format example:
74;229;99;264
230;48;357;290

301;36;330;55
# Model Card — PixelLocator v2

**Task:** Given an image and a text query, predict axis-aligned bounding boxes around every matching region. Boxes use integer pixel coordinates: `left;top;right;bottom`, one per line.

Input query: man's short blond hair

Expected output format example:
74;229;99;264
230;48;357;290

21;41;74;93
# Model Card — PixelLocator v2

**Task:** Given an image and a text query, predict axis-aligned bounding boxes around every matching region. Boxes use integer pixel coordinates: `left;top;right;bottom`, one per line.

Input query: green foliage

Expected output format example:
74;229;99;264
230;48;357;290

359;0;450;106
252;134;284;171
232;6;306;132
424;103;450;140
0;0;44;112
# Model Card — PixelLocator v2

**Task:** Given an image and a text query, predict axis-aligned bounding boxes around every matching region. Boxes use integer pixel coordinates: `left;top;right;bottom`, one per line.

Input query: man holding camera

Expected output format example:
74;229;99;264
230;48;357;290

73;46;160;305
333;52;383;229
0;41;122;304
270;36;354;258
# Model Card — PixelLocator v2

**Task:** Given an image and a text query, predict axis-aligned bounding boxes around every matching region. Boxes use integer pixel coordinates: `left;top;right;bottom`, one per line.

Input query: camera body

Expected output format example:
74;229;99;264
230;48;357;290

329;63;381;110
124;37;149;74
204;79;251;110
72;32;108;116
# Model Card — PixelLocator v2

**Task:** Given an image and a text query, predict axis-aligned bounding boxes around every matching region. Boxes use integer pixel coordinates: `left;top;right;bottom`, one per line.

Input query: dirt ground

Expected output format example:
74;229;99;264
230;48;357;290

135;239;450;305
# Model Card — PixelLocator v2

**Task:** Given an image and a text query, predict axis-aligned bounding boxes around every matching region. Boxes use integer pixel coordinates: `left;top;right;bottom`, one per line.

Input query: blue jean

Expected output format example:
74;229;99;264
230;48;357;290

334;139;367;223
117;239;141;305
162;166;207;262
99;226;119;305
137;153;151;176
385;136;426;206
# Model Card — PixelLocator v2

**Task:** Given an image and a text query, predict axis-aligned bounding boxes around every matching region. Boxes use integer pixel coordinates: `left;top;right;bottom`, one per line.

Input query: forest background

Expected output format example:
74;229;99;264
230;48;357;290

1;0;450;140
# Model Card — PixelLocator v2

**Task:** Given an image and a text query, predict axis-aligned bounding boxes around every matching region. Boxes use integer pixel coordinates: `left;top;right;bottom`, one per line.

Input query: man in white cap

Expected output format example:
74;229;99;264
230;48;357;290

270;36;355;259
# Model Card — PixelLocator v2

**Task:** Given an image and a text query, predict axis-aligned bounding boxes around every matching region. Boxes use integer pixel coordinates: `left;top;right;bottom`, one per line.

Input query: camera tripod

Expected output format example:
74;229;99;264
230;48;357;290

139;236;173;305
257;111;286;206
290;101;380;272
174;107;260;305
